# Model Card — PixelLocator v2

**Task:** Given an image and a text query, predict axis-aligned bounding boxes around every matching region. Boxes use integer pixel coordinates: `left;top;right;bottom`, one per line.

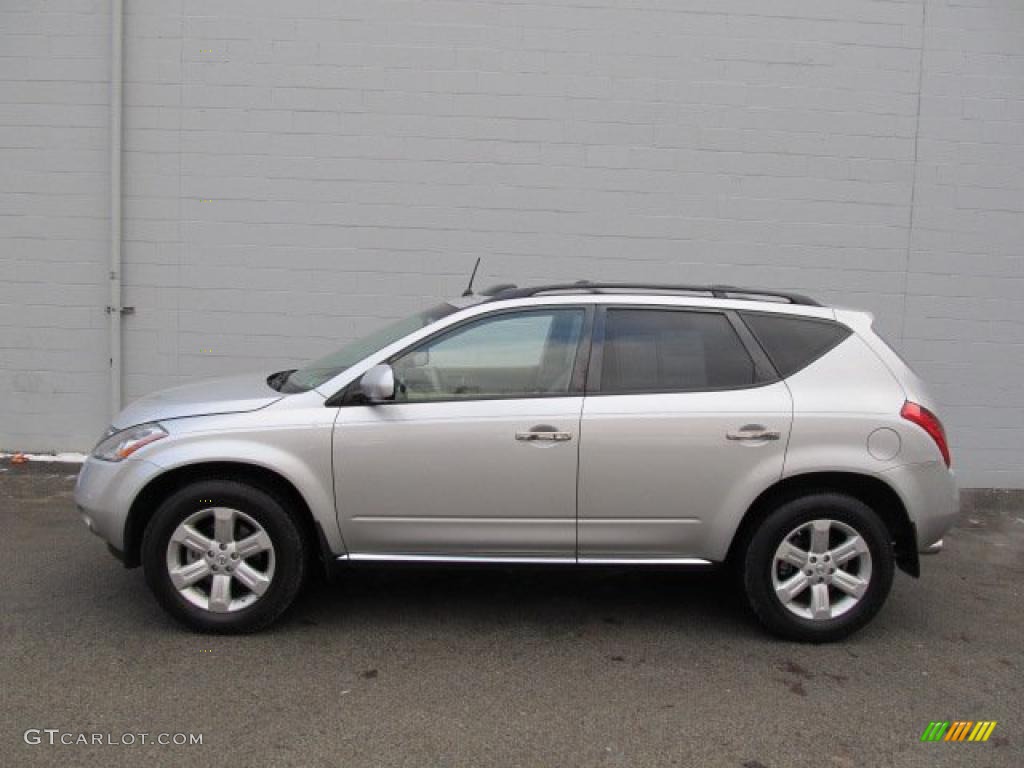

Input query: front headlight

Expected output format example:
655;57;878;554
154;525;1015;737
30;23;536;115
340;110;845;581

92;422;168;462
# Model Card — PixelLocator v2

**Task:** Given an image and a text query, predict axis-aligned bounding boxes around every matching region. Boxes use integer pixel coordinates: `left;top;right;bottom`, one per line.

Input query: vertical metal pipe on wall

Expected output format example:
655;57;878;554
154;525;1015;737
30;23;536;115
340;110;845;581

108;0;124;419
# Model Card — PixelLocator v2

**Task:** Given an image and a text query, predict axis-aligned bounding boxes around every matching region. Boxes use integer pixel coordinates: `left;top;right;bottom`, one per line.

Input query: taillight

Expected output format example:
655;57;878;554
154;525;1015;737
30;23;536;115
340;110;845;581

901;401;951;468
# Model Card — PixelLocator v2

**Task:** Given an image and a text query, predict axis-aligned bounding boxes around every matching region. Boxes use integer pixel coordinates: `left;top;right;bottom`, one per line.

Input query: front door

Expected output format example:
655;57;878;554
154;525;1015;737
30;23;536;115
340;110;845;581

333;307;589;558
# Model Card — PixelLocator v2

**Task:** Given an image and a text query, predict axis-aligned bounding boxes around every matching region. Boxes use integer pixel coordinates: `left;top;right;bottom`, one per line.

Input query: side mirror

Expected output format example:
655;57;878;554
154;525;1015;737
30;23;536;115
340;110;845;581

359;364;395;403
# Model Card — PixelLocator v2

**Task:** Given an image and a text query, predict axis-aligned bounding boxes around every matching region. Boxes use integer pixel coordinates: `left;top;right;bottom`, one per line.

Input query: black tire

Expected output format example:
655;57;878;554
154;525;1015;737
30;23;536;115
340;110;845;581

142;479;307;634
742;492;894;643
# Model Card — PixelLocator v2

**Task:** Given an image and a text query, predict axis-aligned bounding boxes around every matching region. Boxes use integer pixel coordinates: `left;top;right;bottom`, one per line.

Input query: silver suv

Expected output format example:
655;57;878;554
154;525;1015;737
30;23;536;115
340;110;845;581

75;282;958;641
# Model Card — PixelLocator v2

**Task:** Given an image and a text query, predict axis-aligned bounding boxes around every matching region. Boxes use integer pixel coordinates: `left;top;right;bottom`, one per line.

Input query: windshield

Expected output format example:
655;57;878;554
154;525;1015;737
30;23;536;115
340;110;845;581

277;303;458;393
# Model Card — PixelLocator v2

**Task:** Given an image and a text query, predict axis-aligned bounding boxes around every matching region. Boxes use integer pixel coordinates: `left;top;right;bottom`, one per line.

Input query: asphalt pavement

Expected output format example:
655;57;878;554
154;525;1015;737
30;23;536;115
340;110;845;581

2;463;1021;768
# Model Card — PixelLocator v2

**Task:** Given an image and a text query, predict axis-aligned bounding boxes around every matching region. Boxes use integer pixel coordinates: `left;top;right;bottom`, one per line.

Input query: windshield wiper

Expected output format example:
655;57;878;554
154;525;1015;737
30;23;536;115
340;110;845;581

266;369;297;392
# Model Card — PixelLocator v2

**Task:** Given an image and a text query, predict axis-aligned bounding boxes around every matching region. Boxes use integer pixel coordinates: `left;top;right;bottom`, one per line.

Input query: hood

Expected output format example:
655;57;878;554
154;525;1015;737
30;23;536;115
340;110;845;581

112;371;284;429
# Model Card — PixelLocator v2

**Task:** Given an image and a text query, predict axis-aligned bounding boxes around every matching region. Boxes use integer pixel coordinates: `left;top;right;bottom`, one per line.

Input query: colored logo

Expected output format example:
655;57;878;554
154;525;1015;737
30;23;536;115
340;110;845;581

921;721;998;742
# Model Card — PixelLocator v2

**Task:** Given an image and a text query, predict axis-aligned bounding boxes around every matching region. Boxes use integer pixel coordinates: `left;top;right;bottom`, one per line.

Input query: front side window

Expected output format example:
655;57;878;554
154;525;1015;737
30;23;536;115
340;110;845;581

390;309;585;401
600;309;757;393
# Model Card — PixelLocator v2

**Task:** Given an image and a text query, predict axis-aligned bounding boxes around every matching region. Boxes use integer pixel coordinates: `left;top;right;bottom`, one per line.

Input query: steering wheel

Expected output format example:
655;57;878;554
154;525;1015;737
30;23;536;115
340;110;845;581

393;364;443;399
423;366;442;393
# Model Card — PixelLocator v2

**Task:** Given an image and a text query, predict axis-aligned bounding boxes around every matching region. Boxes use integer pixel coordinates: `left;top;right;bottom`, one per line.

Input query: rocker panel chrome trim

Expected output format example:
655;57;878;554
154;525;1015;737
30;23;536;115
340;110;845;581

337;554;713;565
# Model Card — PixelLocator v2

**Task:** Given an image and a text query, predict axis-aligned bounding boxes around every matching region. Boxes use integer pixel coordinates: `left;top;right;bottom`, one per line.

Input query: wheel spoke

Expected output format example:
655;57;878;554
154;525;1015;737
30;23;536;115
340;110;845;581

208;573;232;612
235;530;272;559
831;568;868;598
775;571;811;604
829;535;868;566
776;540;809;568
213;508;235;545
809;520;831;554
232;562;271;596
169;559;211;590
171;524;213;556
810;582;831;620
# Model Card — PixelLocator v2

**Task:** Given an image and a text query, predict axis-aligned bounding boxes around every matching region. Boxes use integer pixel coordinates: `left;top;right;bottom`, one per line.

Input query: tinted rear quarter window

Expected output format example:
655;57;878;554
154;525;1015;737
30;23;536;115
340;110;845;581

740;312;851;378
601;309;758;393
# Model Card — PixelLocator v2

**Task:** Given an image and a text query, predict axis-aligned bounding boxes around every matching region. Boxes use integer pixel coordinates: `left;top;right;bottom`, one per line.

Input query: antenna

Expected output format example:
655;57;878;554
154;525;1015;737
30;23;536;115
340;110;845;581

462;257;481;296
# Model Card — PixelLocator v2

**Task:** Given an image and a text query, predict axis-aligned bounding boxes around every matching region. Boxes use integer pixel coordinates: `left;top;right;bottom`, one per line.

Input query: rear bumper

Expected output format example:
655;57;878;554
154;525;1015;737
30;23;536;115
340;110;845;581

921;539;944;555
881;461;959;553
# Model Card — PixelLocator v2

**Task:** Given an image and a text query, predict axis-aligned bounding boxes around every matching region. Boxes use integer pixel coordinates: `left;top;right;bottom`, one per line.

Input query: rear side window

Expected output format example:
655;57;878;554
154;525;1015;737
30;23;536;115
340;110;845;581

740;312;851;378
600;309;758;393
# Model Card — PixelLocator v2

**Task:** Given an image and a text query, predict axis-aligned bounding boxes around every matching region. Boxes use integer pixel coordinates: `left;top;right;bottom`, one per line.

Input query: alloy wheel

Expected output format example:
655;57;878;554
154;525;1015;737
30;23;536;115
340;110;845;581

165;507;276;613
770;518;872;621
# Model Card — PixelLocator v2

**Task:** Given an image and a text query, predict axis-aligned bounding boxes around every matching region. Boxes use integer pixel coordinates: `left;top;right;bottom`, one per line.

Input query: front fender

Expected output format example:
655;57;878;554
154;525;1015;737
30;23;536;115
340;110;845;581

139;411;345;555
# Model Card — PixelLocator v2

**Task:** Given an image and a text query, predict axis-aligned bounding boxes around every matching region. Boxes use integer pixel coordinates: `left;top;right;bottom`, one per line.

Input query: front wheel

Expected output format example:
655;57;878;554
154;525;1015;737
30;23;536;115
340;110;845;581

742;493;894;642
142;479;307;633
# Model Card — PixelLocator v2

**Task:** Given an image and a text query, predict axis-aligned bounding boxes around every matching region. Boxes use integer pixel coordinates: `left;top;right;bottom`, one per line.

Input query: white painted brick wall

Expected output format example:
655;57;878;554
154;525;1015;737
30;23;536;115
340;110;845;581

0;0;111;449
2;0;1023;488
908;0;1024;489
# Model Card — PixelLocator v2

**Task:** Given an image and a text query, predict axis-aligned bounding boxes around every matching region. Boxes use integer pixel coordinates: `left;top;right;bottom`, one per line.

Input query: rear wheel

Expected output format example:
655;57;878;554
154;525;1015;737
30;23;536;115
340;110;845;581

142;479;307;633
743;492;894;642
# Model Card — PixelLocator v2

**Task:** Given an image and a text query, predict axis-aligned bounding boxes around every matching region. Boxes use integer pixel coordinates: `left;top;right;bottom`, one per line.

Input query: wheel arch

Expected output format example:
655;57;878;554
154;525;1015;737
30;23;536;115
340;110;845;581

726;471;919;577
123;461;331;574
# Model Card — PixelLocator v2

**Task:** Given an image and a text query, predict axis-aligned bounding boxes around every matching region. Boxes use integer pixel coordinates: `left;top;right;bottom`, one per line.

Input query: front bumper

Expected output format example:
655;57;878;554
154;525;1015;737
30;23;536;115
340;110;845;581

74;456;163;555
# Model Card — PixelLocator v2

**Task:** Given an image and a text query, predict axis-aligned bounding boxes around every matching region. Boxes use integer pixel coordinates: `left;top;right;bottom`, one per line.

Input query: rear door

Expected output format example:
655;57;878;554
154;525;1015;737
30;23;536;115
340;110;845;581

578;306;792;561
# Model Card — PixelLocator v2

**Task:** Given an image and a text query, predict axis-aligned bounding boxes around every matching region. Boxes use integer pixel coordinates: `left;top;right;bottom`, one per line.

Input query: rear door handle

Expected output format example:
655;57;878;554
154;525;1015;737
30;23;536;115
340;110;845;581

726;424;781;442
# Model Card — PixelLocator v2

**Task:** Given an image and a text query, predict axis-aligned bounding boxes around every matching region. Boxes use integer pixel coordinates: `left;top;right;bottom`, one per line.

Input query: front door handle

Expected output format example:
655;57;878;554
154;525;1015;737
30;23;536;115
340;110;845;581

516;427;573;442
726;424;781;442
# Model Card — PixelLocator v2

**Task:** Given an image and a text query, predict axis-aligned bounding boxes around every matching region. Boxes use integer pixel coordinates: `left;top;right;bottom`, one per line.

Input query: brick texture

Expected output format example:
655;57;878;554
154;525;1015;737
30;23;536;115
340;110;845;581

2;0;1022;487
1;0;111;449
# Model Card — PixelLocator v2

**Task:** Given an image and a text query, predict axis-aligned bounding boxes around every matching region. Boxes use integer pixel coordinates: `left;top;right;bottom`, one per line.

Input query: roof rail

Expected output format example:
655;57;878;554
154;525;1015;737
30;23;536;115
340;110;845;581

488;282;821;307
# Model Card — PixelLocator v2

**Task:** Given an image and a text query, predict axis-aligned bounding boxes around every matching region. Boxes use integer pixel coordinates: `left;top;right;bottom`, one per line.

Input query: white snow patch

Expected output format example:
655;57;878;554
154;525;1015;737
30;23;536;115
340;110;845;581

1;452;87;464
